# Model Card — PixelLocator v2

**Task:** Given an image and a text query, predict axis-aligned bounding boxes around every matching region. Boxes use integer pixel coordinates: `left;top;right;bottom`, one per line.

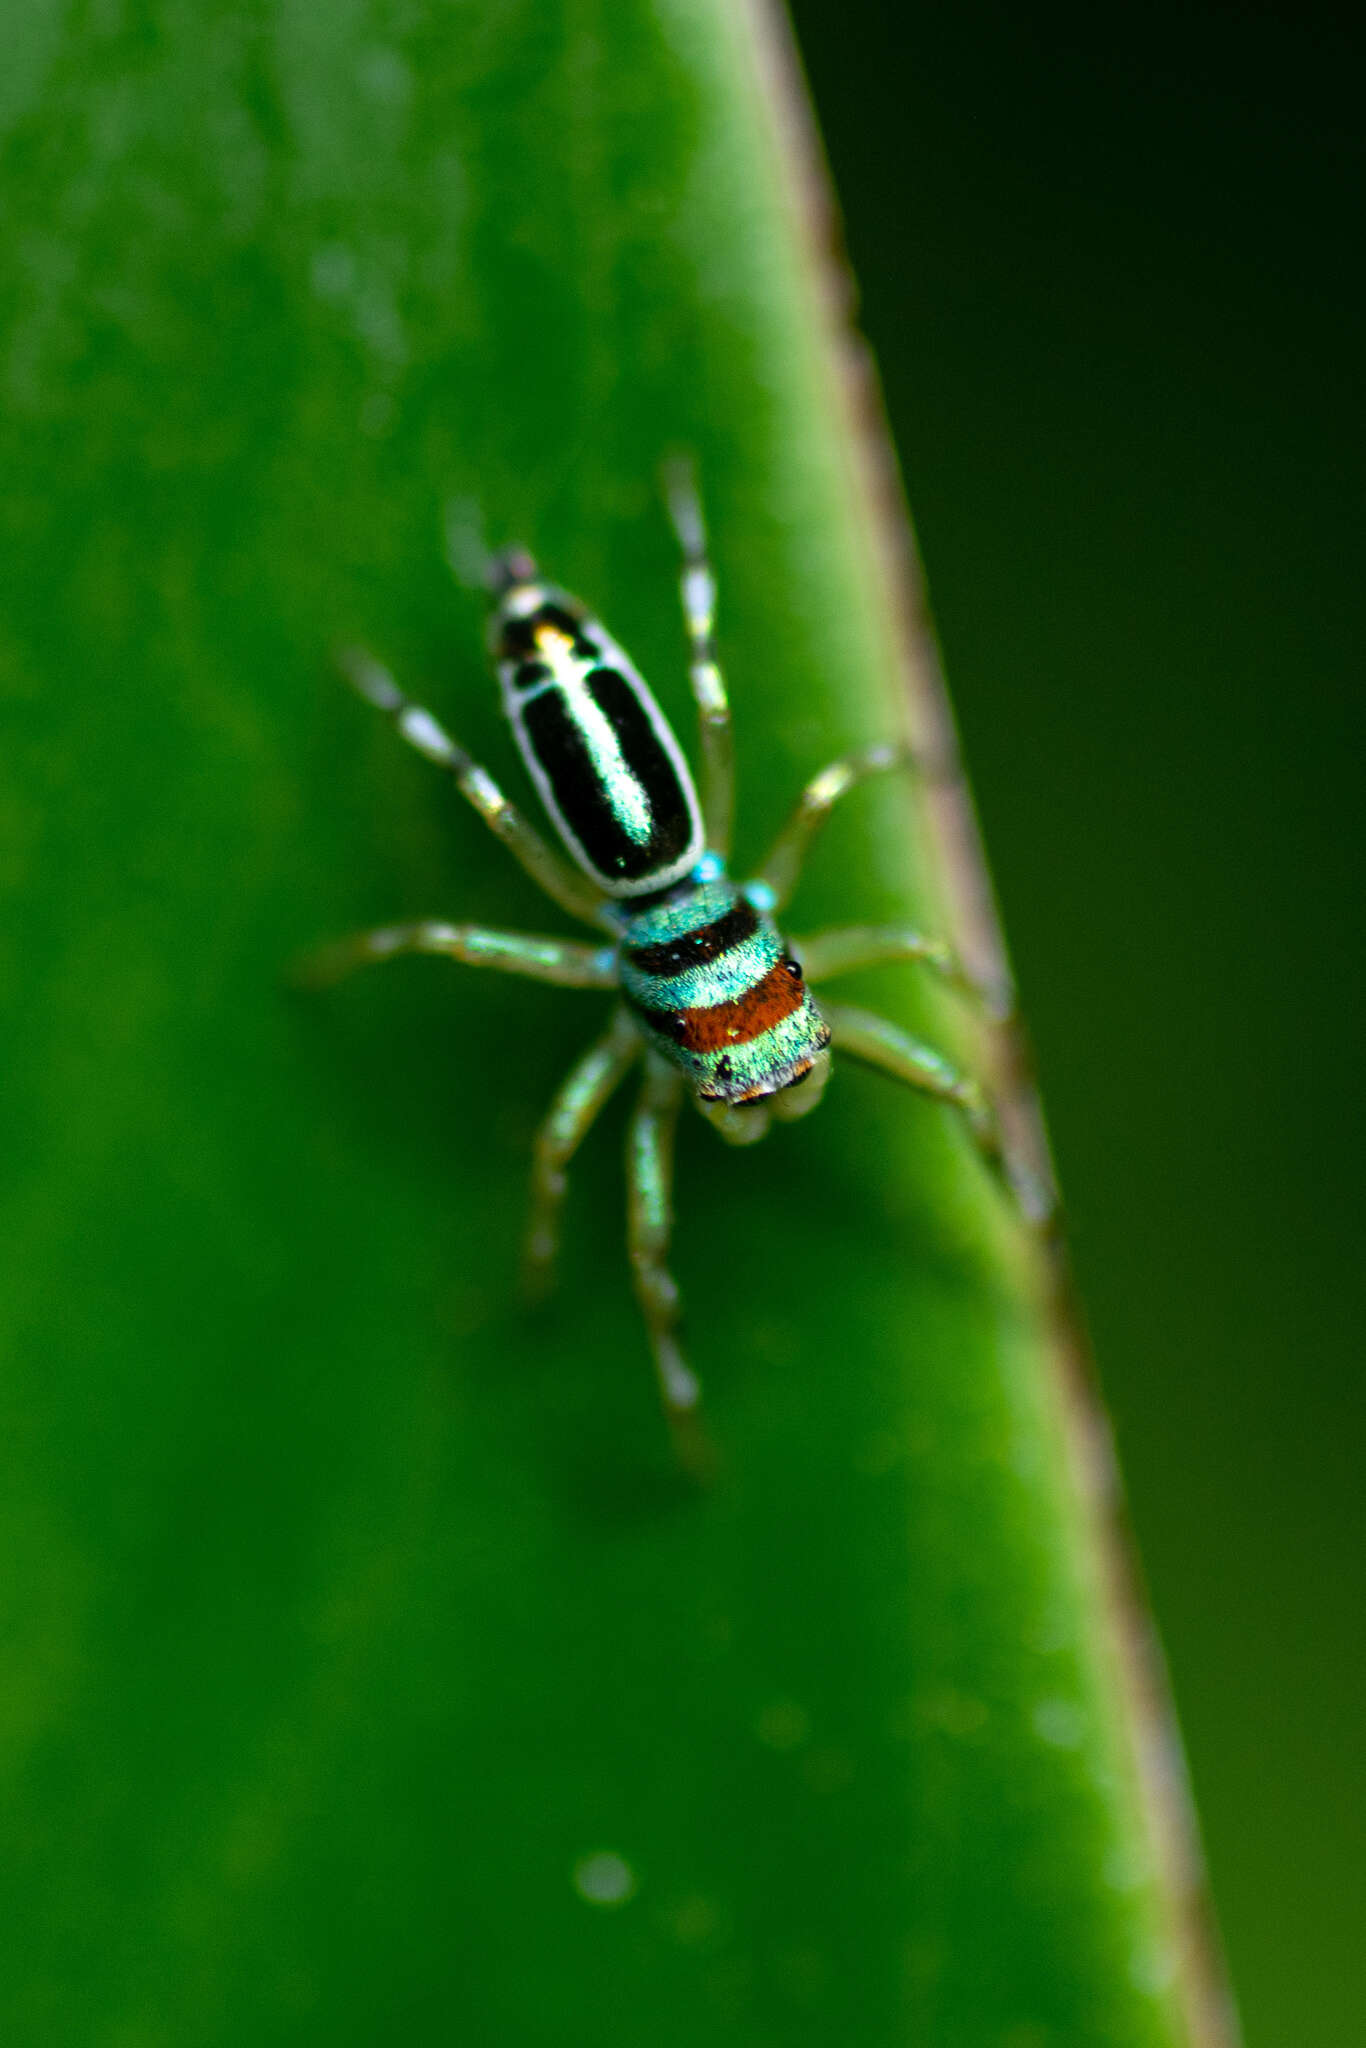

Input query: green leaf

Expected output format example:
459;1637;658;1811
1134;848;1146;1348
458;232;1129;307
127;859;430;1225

1;4;1224;2044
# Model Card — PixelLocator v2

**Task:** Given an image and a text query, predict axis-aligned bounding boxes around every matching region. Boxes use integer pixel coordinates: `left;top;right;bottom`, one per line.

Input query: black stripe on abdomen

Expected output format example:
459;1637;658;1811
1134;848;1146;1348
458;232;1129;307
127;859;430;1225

520;668;694;885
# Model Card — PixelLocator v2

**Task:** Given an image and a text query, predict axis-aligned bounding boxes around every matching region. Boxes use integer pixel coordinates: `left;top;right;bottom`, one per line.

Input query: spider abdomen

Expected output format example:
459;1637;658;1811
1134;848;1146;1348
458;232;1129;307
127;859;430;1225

492;575;704;898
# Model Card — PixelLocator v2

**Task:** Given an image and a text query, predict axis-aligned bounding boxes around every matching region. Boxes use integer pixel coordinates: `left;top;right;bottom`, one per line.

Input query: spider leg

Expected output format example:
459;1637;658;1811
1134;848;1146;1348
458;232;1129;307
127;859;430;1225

821;999;1005;1181
626;1055;712;1466
523;1007;642;1299
292;921;617;991
663;455;733;860
795;923;1009;1014
753;744;913;914
336;645;609;928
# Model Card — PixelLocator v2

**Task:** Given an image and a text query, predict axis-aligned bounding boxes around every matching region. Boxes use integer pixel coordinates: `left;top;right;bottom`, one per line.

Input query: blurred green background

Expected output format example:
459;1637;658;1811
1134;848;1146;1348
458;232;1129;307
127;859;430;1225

786;2;1365;2043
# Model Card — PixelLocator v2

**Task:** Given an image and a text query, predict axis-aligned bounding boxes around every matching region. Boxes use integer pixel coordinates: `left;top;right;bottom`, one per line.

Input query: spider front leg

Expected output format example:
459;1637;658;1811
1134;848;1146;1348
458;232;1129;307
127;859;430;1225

335;645;609;929
825;999;1056;1222
524;1008;641;1301
664;456;733;859
820;999;1005;1181
626;1055;710;1462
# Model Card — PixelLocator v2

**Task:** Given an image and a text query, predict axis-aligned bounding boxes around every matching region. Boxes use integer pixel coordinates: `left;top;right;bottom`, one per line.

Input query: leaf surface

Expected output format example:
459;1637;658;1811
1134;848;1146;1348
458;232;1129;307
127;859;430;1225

0;4;1208;2043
